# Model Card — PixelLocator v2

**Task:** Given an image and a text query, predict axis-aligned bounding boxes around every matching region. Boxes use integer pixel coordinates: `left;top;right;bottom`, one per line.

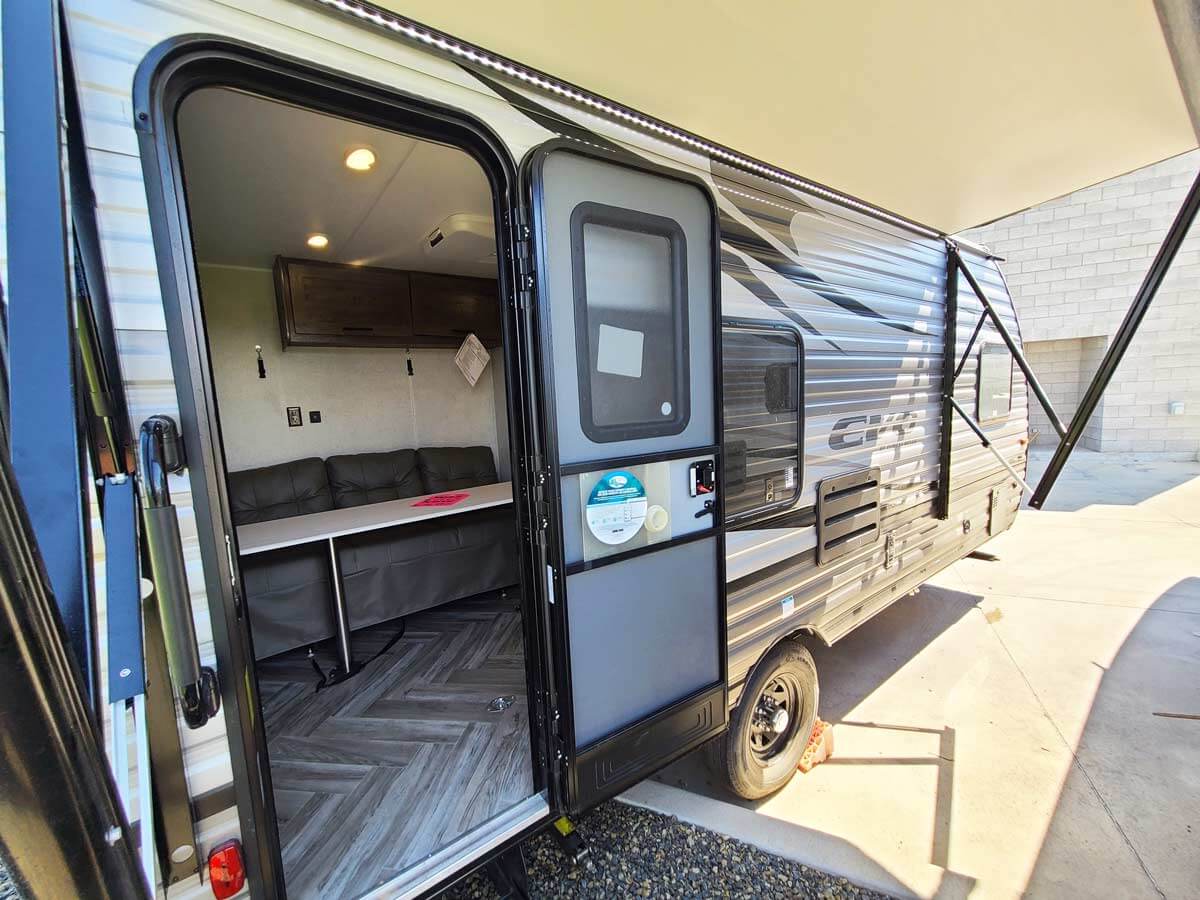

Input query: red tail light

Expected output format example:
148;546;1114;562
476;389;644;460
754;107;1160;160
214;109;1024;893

208;840;246;899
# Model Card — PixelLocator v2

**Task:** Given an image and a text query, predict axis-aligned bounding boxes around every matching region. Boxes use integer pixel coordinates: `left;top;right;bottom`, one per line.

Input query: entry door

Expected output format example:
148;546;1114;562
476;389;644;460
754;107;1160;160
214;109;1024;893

526;144;727;811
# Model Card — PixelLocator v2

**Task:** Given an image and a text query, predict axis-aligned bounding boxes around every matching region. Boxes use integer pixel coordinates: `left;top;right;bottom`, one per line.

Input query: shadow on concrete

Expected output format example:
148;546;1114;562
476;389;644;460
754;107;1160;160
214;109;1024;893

1024;450;1200;513
1021;577;1200;898
808;584;981;722
652;583;985;896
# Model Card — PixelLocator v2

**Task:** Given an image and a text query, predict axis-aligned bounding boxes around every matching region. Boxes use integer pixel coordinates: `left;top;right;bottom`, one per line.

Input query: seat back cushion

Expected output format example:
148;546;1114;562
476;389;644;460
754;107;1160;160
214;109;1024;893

417;445;498;493
326;448;423;508
228;457;333;526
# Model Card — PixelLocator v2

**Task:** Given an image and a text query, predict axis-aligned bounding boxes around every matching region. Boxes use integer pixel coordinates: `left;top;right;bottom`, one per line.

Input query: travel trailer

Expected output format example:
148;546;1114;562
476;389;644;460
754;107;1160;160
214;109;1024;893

3;2;1078;898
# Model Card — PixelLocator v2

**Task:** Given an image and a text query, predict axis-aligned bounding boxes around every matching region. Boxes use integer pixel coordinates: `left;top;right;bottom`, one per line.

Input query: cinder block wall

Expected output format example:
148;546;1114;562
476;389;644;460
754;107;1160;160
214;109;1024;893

963;151;1200;458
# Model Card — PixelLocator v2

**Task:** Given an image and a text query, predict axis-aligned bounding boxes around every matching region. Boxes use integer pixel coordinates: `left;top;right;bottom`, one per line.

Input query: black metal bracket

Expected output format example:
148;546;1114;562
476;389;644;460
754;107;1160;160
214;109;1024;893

550;815;590;865
483;844;532;900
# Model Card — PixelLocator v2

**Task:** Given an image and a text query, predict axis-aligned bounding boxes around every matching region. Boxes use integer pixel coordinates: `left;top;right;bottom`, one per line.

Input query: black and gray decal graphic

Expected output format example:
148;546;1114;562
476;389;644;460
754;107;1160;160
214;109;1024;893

720;242;843;353
718;210;923;336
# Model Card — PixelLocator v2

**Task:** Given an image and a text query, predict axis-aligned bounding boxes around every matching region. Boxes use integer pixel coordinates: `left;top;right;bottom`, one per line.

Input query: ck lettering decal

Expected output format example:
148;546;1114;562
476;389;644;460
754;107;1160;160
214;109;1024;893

829;411;921;450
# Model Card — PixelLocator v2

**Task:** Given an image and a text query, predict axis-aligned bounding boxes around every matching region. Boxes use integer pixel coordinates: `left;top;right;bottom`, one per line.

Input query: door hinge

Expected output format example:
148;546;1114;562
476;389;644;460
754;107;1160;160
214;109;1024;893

506;206;535;309
224;533;242;617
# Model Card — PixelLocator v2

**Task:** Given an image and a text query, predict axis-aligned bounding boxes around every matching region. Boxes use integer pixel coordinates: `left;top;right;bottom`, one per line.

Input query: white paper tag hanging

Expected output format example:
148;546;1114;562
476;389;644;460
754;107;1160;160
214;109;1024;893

454;333;490;386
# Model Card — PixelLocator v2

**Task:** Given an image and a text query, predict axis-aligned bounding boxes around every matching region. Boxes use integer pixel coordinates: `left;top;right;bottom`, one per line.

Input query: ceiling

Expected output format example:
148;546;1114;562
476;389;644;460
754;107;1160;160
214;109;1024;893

178;88;496;275
377;0;1197;233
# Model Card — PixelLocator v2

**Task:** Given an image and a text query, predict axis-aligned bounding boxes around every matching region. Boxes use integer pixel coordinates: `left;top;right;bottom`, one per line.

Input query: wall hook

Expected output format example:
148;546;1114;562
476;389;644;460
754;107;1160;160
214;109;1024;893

256;345;266;379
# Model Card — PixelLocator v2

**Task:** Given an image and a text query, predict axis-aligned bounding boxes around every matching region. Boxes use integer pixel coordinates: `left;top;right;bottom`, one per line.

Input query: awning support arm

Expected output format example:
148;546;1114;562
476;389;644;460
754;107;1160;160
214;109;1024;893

1029;169;1200;509
952;311;989;381
954;251;1068;441
949;397;1035;496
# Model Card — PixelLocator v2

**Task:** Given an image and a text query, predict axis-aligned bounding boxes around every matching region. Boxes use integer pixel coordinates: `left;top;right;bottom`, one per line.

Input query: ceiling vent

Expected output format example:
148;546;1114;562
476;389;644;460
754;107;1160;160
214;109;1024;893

425;213;495;263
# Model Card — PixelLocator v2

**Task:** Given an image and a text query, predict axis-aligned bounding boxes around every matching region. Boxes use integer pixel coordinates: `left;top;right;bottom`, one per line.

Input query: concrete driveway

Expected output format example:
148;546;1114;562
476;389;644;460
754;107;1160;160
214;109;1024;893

626;450;1200;899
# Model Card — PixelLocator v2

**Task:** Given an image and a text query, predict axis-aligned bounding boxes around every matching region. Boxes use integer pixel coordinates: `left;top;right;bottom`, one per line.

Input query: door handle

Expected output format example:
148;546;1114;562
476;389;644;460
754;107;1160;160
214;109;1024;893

694;499;716;519
138;416;220;729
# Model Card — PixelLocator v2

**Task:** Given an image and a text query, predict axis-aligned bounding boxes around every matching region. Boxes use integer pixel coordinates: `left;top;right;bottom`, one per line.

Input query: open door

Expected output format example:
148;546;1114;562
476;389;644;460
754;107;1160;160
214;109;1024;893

525;143;727;811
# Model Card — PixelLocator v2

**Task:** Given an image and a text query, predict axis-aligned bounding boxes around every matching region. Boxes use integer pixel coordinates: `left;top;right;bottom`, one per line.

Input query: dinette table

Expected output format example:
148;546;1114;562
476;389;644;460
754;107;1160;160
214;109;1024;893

235;481;513;680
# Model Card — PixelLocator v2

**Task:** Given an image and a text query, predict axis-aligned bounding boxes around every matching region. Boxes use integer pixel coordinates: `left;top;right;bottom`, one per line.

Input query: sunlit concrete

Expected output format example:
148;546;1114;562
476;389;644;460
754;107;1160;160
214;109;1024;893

627;450;1200;899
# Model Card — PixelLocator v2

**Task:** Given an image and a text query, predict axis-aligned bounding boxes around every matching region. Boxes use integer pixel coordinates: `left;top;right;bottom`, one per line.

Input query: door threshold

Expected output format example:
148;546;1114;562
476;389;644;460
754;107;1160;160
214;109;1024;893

358;792;550;900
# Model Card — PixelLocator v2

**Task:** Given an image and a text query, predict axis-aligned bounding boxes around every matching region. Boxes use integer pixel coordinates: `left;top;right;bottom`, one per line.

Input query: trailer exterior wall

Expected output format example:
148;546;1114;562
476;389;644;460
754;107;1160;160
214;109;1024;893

27;1;1027;894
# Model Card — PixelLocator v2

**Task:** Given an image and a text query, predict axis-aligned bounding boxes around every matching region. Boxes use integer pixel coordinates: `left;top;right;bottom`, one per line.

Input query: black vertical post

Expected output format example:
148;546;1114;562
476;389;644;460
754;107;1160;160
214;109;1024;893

1030;170;1200;509
3;0;95;697
936;242;959;520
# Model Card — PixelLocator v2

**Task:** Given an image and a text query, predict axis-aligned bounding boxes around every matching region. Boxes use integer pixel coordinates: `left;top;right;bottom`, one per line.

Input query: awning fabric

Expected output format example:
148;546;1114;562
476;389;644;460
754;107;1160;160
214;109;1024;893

379;0;1196;233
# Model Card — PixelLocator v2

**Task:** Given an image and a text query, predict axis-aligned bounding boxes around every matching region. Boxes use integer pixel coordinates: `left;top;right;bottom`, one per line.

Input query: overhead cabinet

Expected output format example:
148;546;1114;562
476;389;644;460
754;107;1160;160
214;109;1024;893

274;257;500;349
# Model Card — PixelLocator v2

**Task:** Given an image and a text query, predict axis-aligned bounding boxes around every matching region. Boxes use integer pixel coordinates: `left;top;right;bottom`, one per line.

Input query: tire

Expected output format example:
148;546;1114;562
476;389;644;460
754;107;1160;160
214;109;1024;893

707;638;818;800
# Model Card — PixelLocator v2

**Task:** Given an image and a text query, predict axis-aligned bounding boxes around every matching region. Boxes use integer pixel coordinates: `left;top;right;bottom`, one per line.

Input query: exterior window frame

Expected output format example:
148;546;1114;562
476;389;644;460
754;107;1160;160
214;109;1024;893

720;318;805;526
976;340;1014;423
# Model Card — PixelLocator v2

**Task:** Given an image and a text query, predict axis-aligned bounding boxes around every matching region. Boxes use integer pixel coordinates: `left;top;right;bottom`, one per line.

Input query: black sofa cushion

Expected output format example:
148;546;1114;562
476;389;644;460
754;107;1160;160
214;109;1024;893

326;448;423;509
417;445;498;493
228;457;333;525
339;505;518;630
240;545;335;660
227;458;335;660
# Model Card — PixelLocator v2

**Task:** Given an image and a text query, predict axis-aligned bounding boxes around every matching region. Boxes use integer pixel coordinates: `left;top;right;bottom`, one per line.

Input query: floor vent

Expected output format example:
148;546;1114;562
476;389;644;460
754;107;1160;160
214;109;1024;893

816;467;882;565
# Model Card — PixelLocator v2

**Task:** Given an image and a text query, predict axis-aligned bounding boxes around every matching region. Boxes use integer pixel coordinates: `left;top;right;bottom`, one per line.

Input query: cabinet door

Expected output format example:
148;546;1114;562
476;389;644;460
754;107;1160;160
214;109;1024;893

409;272;501;345
278;259;412;346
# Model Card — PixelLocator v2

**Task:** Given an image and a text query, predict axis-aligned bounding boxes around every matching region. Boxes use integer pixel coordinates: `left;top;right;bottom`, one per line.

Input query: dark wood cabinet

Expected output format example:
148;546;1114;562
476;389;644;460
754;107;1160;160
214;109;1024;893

274;257;500;349
409;272;501;346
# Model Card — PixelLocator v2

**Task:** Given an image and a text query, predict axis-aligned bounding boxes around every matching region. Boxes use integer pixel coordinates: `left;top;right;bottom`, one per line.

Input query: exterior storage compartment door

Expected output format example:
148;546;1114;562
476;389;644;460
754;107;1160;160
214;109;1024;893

526;144;727;811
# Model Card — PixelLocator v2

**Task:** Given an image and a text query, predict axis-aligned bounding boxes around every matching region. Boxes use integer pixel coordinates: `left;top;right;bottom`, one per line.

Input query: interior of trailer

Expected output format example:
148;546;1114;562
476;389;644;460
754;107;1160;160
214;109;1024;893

177;87;535;899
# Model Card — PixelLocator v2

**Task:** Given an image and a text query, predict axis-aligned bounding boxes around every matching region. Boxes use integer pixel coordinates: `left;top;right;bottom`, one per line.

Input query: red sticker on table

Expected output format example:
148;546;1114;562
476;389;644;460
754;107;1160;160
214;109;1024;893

412;492;470;508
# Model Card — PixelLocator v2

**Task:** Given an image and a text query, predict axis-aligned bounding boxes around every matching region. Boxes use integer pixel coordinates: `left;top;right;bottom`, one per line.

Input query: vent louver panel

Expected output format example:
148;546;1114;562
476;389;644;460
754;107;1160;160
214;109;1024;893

816;467;882;565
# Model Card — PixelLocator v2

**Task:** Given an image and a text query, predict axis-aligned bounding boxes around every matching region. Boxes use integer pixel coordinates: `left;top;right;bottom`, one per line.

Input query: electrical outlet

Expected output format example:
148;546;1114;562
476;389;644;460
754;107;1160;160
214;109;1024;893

286;406;303;427
309;410;322;423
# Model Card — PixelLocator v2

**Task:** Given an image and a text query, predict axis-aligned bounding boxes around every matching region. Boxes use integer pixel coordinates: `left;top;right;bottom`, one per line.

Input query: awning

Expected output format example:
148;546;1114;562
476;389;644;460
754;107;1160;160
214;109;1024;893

378;0;1197;233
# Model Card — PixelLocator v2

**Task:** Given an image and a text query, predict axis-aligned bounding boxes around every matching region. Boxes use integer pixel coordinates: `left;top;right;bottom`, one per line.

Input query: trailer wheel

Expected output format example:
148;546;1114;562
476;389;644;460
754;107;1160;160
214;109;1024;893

709;639;818;799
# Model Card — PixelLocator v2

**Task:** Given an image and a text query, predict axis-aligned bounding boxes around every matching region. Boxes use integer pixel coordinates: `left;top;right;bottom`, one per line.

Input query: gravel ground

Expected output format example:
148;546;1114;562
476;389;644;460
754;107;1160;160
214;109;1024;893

443;801;893;899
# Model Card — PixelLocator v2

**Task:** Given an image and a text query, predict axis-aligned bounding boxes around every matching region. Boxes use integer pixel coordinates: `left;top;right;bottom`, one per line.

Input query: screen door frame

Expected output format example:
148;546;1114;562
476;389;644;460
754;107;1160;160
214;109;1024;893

523;139;728;812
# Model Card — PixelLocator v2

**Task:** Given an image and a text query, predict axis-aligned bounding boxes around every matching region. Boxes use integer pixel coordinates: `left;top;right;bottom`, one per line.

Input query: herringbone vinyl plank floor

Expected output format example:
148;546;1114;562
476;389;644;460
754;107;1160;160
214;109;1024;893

256;592;534;900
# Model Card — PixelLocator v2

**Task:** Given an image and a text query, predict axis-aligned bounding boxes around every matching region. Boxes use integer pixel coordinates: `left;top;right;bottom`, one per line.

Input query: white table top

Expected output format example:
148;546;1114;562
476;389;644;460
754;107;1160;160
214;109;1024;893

236;481;513;556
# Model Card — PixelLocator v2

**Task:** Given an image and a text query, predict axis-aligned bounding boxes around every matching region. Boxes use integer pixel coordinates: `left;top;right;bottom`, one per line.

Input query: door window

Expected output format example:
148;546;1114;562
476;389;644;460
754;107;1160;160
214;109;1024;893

571;203;689;442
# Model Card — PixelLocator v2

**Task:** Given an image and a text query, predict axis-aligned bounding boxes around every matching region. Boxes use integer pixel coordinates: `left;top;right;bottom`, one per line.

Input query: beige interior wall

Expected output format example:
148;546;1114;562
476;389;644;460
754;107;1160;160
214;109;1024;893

200;264;504;472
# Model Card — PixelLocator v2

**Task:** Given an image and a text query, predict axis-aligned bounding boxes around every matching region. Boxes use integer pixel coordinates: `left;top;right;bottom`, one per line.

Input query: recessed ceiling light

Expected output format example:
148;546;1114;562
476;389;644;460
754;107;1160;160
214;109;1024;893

344;147;376;171
306;233;329;250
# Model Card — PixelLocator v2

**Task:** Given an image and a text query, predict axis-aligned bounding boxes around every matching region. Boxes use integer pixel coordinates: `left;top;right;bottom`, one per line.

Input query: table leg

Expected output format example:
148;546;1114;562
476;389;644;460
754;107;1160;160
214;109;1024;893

326;537;357;680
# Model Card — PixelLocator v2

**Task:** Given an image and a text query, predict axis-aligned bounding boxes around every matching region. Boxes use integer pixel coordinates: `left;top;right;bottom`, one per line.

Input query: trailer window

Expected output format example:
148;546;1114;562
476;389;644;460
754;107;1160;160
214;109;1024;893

722;325;803;522
571;203;690;442
976;342;1013;421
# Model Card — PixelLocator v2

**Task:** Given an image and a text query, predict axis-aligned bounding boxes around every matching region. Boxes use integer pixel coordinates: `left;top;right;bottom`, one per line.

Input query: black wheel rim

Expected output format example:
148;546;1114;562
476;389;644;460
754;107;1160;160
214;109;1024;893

748;672;803;761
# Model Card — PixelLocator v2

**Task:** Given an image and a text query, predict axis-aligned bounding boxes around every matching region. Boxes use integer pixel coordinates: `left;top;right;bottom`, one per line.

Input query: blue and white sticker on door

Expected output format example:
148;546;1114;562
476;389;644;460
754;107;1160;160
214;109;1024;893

585;470;648;546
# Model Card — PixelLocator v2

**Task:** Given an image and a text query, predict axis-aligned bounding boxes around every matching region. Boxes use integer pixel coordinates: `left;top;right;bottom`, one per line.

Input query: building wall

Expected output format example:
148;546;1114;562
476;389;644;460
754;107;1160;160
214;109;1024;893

1021;337;1106;450
963;150;1200;458
201;264;504;471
